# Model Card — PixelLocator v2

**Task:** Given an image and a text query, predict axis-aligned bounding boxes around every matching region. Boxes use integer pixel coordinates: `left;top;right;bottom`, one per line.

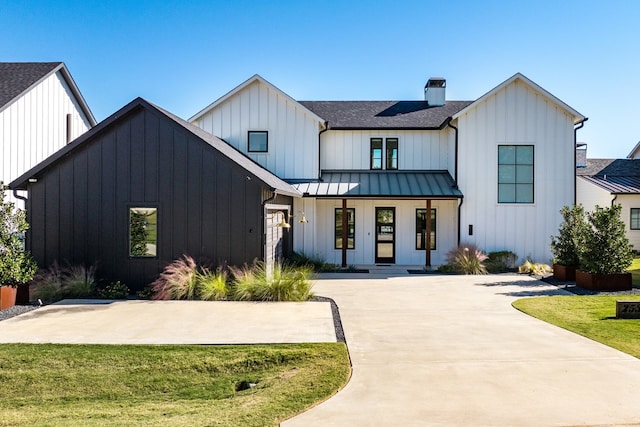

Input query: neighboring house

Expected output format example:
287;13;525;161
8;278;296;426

576;156;640;250
0;62;96;206
10;98;299;290
191;73;586;266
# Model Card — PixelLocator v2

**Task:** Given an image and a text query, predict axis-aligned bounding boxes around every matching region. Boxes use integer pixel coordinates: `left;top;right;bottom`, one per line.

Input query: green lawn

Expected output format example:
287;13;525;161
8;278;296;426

627;257;640;287
513;295;640;358
0;343;350;426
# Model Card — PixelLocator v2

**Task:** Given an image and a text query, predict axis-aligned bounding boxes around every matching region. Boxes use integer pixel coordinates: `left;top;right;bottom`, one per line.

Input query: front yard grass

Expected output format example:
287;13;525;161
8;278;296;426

0;343;350;426
513;295;640;358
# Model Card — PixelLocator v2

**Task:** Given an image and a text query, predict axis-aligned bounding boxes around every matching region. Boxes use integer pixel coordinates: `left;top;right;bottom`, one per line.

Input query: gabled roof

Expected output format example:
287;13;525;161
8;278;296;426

299;100;472;130
189;74;326;125
0;62;96;126
577;158;640;195
452;73;586;125
288;170;462;198
627;141;640;159
11;97;300;198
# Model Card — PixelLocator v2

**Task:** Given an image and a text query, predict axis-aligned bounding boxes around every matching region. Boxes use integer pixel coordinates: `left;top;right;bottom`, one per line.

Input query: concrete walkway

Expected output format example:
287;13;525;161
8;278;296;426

0;299;336;344
283;273;640;427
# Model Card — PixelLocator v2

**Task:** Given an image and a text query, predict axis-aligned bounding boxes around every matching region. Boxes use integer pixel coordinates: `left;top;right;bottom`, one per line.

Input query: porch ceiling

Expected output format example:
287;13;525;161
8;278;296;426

287;171;463;198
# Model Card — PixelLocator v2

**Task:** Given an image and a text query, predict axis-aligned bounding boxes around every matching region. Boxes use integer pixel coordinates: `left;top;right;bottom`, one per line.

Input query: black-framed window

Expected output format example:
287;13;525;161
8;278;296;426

129;207;158;257
631;208;640;230
335;208;355;249
416;208;436;250
248;131;268;152
370;138;383;170
386;138;398;170
498;145;534;203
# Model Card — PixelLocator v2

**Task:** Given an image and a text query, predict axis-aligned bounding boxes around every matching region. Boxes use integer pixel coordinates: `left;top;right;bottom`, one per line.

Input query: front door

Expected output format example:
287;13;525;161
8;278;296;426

375;207;395;264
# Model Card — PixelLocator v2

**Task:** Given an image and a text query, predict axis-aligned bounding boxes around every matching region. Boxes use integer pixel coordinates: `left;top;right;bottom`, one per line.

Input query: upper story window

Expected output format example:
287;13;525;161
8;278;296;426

370;138;398;170
498;145;534;203
631;209;640;230
248;131;268;152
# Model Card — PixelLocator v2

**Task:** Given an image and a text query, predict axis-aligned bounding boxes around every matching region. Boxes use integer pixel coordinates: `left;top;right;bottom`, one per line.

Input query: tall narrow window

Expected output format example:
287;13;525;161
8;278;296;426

248;131;268;152
335;208;355;249
416;209;436;250
631;208;640;230
129;207;158;257
370;138;382;170
386;138;398;170
498;145;534;203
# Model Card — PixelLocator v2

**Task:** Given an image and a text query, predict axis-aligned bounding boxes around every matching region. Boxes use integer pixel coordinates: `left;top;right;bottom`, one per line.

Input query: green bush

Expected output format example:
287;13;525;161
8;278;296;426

485;251;518;273
288;252;335;272
198;268;229;301
550;205;588;267
445;243;488;275
230;261;314;302
96;281;130;299
580;204;633;274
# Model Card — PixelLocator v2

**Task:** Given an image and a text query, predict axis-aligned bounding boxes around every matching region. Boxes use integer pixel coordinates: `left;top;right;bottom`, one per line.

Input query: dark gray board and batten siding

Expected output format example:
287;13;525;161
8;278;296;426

16;100;295;291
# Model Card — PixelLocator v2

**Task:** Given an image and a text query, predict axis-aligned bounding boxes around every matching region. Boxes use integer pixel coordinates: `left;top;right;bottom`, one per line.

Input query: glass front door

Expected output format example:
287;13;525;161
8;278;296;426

375;207;395;263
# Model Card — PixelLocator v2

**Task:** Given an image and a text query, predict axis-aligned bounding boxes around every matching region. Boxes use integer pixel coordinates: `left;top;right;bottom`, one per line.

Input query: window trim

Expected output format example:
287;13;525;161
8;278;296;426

386;138;398;170
370;138;383;170
415;208;436;250
128;205;159;259
335;207;355;250
497;144;534;204
631;208;640;230
248;130;268;153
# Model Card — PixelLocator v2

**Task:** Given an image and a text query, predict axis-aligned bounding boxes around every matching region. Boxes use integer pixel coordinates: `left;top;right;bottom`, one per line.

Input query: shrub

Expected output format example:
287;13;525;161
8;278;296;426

445;243;488;275
198;267;229;301
151;255;199;300
580;204;633;274
96;281;130;299
518;260;552;276
230;261;314;302
485;251;518;273
288;252;334;272
62;265;97;298
550;205;588;267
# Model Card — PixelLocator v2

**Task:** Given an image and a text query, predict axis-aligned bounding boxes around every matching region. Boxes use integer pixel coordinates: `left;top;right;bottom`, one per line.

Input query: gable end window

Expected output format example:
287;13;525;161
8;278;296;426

386;138;398;170
370;138;382;170
498;145;534;203
335;208;355;249
631;209;640;230
129;207;158;258
248;131;268;152
370;137;399;170
416;208;436;250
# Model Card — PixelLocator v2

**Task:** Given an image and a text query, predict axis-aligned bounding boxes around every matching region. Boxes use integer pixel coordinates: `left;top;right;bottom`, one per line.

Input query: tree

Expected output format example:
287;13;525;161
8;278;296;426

550;205;588;267
0;184;37;287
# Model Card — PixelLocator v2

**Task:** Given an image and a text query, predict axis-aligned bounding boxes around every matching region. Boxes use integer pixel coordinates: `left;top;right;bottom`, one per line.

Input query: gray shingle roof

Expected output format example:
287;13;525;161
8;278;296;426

0;62;62;109
288;171;462;198
299;100;473;129
577;158;640;194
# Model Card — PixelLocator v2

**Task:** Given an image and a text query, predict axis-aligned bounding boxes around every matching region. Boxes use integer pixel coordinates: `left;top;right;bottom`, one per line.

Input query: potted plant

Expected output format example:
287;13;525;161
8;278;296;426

550;205;587;281
576;204;633;291
0;184;37;309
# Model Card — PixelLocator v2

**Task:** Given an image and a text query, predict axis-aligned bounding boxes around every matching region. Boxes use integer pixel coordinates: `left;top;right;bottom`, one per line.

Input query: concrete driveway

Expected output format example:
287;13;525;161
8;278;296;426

283;273;640;427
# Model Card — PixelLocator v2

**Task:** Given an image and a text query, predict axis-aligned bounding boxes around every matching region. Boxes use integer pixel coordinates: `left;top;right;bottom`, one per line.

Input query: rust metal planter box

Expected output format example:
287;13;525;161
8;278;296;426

0;286;18;310
553;264;576;281
575;270;632;291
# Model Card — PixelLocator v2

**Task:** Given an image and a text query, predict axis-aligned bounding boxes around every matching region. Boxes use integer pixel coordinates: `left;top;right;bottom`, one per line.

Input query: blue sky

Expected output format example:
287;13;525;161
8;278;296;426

1;0;639;158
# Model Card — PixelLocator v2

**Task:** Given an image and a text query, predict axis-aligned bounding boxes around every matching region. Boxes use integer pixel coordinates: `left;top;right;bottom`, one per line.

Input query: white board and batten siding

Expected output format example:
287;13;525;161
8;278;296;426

1;71;92;205
193;79;322;180
455;78;577;264
293;198;458;266
321;129;455;173
576;177;613;212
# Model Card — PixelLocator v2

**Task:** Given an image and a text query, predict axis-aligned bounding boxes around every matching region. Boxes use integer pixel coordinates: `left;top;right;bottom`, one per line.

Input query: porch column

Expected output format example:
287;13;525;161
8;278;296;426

425;199;431;267
341;198;347;268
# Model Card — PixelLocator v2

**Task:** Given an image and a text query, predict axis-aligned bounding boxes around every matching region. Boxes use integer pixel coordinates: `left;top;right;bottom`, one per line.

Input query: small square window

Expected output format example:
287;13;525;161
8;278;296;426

631;209;640;230
248;131;268;152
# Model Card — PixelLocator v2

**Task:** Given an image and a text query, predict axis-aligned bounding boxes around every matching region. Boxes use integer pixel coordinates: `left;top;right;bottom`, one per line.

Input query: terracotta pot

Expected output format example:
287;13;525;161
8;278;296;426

0;286;18;310
553;264;576;281
575;270;632;291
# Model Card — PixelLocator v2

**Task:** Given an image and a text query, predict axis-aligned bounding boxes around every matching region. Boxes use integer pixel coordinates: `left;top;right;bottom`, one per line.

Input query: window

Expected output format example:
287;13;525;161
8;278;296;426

498;145;534;203
416;209;436;250
335;208;355;249
248;131;268;152
129;207;158;257
370;138;382;170
631;209;640;230
386;138;398;170
371;138;399;170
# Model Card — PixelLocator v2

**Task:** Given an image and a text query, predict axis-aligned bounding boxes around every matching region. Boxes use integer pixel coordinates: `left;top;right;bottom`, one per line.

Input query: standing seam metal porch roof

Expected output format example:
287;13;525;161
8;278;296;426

288;171;462;198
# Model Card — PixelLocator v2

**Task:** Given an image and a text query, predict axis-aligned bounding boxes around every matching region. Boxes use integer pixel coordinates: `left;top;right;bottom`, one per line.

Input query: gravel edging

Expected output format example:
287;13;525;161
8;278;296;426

313;296;345;343
0;304;41;321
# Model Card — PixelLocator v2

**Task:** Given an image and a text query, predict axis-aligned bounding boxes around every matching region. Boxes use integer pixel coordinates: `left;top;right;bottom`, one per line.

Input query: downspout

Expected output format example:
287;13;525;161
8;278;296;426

12;189;28;204
318;122;329;179
573;118;588;205
447;119;459;183
457;197;464;245
611;194;618;207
